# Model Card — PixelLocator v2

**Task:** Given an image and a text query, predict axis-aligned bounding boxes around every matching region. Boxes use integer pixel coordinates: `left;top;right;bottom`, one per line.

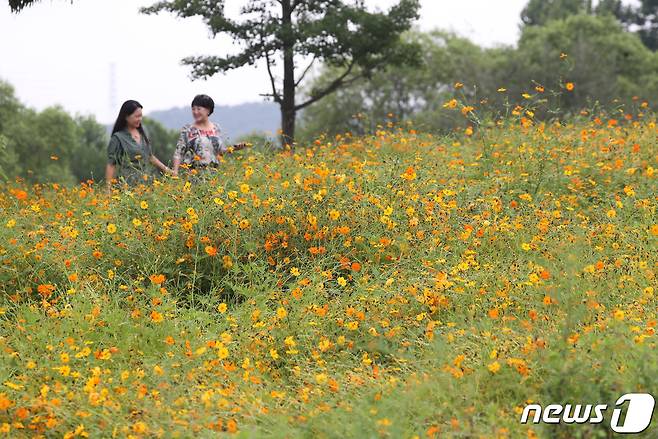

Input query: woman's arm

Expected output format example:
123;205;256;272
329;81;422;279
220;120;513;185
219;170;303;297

171;127;187;177
213;123;250;157
149;155;174;175
217;142;250;157
232;142;250;152
142;128;173;176
172;157;181;176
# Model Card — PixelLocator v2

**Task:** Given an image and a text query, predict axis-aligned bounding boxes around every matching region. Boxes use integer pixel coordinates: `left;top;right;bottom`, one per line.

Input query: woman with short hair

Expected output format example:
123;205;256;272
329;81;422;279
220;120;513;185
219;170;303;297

105;100;173;192
172;94;248;177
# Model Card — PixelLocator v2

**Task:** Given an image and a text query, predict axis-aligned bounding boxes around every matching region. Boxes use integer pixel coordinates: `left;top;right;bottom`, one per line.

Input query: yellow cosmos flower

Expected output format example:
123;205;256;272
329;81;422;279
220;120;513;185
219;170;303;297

488;361;501;373
443;99;458;109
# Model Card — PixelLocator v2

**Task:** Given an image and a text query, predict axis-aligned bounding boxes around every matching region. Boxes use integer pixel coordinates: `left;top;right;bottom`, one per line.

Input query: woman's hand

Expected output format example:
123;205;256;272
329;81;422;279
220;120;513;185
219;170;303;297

150;155;174;176
226;142;250;154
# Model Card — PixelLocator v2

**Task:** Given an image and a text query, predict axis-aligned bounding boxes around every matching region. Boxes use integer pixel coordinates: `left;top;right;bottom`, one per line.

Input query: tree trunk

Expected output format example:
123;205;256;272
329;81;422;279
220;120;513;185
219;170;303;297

281;0;296;149
281;105;295;149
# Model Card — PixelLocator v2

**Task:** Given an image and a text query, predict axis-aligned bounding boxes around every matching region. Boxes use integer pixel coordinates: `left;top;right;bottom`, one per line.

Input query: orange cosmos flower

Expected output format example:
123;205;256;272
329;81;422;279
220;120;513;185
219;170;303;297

226;419;238;433
400;166;416;181
461;106;474;116
37;284;56;298
149;274;166;285
0;394;13;410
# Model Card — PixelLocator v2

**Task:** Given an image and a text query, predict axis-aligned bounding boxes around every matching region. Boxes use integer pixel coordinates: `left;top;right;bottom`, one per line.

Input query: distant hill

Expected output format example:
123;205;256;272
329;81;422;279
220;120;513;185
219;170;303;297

147;102;280;141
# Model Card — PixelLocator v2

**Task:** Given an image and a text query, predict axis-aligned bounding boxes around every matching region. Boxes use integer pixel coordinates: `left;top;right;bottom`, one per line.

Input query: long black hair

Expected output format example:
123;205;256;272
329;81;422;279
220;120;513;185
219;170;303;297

111;100;149;144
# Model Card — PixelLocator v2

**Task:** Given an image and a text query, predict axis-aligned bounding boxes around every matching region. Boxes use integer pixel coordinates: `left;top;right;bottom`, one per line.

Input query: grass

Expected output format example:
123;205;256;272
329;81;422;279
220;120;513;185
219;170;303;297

0;114;656;438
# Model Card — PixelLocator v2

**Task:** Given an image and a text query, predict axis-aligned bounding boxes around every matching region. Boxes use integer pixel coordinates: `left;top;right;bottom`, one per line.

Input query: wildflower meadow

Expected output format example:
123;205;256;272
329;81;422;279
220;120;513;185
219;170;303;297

0;103;656;438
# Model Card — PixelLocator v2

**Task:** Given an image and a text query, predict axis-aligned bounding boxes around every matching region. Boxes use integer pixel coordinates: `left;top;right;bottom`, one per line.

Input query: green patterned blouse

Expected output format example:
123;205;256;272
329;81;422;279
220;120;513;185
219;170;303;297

107;128;154;186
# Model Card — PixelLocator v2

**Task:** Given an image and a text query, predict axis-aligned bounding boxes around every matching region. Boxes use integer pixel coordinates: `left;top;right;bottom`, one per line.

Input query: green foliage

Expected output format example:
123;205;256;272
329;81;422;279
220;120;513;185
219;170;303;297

0;82;22;180
515;14;657;105
299;31;498;138
70;115;109;183
235;131;279;154
140;0;420;81
142;117;178;166
521;0;589;26
141;0;421;144
609;0;658;51
522;0;658;51
0;79;110;184
0;81;21;133
0;134;13;180
3;106;76;184
300;16;658;138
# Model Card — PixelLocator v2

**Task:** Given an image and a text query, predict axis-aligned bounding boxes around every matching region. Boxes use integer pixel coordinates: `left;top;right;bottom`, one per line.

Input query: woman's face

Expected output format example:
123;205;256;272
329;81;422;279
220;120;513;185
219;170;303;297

126;107;143;129
192;105;210;123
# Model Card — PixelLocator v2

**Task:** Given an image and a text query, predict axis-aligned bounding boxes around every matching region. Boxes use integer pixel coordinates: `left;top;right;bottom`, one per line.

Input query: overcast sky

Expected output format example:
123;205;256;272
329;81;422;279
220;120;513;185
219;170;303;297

0;0;528;123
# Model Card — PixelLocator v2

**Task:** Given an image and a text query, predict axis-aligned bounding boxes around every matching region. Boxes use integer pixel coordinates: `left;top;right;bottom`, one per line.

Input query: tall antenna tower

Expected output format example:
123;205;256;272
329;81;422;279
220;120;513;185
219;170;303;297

109;62;117;119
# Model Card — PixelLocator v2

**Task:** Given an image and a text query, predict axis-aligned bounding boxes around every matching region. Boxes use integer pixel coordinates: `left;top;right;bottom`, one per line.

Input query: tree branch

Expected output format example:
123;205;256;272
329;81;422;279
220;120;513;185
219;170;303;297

294;55;317;88
294;61;362;111
265;50;282;104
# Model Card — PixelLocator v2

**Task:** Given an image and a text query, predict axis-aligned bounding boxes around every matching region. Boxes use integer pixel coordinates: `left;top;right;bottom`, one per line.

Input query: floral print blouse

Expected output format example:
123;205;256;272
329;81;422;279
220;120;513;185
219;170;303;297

173;122;229;168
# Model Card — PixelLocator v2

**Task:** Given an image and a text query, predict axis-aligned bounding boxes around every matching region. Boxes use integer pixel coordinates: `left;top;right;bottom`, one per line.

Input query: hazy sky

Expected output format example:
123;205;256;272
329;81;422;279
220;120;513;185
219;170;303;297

0;0;528;123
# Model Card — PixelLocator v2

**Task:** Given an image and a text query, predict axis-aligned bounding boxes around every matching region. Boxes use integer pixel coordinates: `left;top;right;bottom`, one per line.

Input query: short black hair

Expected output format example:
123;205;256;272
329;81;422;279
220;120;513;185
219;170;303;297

191;94;214;116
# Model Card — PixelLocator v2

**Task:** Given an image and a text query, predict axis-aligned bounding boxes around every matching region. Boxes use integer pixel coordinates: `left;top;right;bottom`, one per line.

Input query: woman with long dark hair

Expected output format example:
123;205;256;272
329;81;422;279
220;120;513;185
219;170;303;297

105;100;173;191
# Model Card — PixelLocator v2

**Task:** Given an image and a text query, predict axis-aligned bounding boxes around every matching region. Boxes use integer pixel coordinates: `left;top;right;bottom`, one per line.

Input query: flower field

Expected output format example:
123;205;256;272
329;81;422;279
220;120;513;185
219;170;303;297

0;116;656;438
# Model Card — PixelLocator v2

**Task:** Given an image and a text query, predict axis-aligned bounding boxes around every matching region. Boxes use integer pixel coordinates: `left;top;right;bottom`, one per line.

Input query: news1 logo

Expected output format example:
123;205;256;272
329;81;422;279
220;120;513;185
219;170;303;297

520;393;655;434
